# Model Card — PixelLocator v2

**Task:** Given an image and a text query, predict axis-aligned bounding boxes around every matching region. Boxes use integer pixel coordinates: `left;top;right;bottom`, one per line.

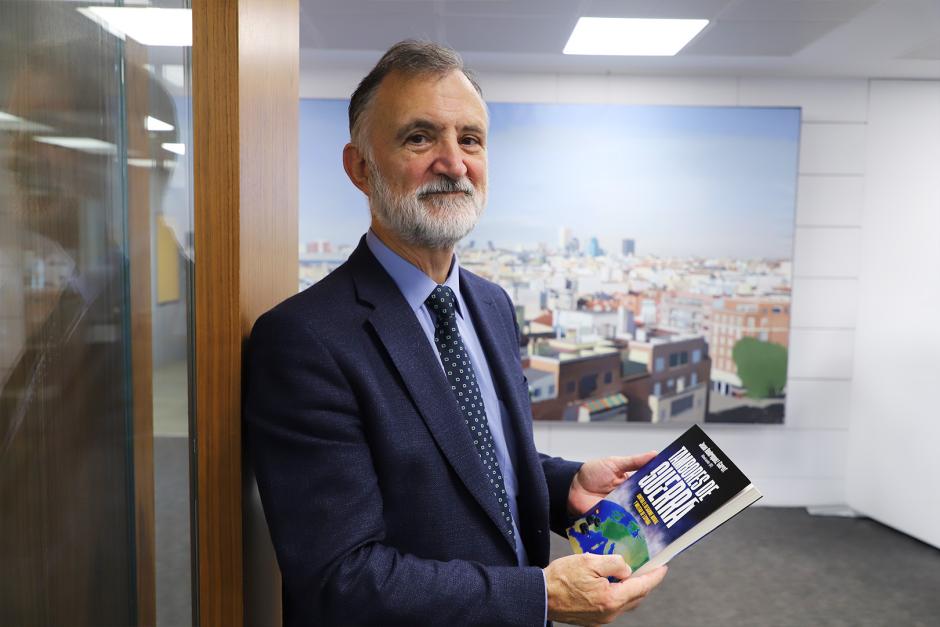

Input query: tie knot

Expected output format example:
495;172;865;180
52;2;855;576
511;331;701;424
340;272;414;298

425;284;457;323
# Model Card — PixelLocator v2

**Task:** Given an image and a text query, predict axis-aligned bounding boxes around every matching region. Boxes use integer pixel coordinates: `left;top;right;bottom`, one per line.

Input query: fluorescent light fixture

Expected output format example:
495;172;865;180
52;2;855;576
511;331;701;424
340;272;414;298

0;111;53;132
78;7;192;47
146;116;174;132
161;142;186;155
35;136;116;155
564;17;708;56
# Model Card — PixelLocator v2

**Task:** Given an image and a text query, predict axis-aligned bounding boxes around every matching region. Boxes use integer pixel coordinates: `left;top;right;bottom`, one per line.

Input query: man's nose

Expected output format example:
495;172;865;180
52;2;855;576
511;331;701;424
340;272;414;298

430;137;468;180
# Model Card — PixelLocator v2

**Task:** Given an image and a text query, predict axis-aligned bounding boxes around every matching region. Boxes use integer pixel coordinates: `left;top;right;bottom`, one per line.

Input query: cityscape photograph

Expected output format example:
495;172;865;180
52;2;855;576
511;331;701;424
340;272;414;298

299;100;802;425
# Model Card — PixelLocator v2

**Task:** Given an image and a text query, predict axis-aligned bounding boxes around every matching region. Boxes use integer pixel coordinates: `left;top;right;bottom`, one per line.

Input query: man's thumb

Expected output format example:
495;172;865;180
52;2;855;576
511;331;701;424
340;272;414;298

588;553;632;580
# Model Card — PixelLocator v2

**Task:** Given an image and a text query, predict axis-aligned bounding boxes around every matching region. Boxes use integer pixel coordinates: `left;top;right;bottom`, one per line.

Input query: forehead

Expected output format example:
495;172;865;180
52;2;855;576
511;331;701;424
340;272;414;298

371;70;488;132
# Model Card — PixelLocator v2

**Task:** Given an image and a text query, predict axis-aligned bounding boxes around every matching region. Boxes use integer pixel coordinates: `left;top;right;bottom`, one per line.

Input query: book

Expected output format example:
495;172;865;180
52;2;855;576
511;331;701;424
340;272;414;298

566;424;761;576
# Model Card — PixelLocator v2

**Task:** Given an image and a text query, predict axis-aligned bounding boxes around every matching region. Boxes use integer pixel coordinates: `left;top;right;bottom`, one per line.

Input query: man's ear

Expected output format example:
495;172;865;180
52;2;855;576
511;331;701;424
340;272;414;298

343;143;371;196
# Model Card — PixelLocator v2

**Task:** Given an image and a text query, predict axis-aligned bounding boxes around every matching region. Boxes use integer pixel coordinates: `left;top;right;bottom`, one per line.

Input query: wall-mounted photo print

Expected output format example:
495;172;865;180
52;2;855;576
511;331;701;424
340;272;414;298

299;99;801;425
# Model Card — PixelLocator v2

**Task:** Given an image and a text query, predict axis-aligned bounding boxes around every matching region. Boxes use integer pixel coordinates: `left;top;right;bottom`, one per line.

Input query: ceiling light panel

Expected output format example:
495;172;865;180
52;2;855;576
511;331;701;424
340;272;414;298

564;17;709;56
35;136;116;155
146;116;175;132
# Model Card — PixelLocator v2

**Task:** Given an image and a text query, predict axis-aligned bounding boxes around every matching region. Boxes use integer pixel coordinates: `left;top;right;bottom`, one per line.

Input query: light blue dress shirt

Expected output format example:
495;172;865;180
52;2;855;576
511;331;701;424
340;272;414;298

366;230;530;566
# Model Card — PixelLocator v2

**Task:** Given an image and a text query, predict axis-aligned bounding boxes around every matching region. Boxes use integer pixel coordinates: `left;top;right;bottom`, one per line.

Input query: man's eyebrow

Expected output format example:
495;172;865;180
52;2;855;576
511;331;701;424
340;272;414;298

394;119;487;141
395;119;440;141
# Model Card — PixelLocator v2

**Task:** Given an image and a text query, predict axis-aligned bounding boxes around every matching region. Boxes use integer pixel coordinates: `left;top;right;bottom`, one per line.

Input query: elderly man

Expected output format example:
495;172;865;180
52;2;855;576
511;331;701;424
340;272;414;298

246;40;667;627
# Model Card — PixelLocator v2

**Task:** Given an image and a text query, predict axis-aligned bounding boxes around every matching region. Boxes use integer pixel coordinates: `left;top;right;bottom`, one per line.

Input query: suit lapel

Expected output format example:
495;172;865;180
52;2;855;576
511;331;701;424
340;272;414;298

459;272;551;562
348;240;515;549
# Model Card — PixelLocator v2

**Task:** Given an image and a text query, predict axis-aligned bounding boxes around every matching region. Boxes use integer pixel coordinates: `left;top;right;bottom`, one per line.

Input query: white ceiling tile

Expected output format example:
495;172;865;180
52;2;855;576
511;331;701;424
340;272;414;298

301;13;440;49
304;0;577;18
902;34;940;60
441;15;576;53
682;19;842;56
440;0;581;18
717;0;877;22
582;0;734;20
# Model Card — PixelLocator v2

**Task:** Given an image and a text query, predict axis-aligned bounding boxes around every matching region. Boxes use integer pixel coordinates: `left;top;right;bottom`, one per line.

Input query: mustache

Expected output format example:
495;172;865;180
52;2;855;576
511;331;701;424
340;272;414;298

416;177;475;199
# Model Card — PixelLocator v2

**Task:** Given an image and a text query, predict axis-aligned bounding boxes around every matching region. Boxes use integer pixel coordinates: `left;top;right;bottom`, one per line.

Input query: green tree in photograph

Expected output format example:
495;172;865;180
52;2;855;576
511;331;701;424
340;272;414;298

732;337;788;399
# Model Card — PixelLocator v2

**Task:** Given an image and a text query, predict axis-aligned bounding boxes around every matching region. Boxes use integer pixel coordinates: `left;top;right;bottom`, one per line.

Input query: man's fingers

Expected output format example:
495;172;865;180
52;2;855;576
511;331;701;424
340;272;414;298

610;451;657;473
611;565;668;604
586;553;632;580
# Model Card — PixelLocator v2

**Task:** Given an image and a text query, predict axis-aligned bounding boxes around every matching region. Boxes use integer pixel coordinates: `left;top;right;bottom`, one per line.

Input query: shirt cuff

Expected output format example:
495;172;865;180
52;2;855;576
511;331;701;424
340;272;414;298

542;568;548;624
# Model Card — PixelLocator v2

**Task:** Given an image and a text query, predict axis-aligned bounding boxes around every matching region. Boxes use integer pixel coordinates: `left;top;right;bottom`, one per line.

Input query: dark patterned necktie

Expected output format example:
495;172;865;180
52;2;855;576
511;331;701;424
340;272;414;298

425;285;515;538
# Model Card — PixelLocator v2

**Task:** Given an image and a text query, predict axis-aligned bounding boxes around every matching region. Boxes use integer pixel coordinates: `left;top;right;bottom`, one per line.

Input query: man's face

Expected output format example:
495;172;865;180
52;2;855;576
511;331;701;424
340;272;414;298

362;69;488;249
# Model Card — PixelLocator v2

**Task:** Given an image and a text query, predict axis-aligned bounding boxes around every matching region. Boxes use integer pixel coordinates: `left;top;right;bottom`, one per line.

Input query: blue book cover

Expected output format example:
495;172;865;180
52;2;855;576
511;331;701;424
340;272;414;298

566;425;760;575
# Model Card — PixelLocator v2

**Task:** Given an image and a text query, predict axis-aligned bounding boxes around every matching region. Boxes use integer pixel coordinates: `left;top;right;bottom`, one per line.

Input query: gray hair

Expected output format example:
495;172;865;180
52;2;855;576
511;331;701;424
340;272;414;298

348;40;484;151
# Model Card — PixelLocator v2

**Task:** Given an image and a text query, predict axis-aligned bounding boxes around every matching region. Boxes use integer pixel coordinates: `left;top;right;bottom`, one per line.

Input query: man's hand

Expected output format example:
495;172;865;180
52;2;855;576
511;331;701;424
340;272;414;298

544;553;668;625
568;452;657;516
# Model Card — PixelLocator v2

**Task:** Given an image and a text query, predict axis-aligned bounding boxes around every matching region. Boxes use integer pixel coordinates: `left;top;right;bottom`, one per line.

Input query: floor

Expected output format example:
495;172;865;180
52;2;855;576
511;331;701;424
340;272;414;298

153;360;193;626
551;507;940;627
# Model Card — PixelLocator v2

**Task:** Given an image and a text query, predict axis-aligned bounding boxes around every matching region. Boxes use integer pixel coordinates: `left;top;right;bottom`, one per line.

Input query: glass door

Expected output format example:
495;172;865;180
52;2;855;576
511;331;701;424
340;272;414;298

0;1;195;625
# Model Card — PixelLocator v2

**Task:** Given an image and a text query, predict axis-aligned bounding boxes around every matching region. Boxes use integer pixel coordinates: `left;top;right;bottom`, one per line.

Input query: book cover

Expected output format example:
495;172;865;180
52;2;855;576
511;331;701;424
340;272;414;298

566;424;760;574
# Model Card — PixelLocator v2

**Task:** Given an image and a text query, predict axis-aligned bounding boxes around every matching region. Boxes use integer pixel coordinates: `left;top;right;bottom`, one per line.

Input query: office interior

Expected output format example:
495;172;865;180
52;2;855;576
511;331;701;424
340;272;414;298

0;1;938;626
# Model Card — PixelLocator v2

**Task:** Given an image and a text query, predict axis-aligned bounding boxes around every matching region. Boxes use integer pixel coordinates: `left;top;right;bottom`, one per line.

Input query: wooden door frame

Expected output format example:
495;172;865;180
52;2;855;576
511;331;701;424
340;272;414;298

192;1;298;624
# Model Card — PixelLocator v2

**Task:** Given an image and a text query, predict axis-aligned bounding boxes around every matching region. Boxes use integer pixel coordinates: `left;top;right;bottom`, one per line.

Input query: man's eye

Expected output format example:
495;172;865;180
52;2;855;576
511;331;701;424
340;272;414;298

461;136;482;146
407;134;429;145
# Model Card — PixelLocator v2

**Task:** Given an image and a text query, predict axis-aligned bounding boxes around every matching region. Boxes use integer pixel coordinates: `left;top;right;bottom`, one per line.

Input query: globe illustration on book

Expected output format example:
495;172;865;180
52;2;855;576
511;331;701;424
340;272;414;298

567;499;650;571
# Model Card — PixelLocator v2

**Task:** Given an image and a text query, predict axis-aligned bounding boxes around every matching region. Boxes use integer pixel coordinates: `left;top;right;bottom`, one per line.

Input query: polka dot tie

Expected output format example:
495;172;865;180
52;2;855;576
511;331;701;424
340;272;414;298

425;285;515;538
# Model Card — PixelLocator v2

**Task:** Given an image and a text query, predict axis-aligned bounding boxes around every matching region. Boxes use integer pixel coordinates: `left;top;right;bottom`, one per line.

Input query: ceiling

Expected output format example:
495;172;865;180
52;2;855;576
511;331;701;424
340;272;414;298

300;0;940;79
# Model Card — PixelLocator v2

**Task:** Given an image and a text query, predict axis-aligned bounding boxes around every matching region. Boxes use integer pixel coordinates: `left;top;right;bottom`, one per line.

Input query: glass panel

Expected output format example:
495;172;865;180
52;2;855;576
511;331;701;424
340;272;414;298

0;2;195;625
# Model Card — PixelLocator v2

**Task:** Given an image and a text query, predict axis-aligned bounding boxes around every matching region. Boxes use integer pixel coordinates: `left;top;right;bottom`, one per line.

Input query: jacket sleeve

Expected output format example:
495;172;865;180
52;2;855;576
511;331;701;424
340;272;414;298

244;308;546;627
539;453;583;536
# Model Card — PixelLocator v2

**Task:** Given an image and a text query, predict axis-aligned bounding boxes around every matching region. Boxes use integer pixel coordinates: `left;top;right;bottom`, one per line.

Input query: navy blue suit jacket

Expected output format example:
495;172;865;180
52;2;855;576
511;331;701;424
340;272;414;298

245;237;582;626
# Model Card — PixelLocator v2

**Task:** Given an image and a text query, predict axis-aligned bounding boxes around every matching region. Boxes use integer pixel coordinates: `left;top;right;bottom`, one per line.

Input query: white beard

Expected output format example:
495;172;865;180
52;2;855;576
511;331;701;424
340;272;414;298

367;158;486;250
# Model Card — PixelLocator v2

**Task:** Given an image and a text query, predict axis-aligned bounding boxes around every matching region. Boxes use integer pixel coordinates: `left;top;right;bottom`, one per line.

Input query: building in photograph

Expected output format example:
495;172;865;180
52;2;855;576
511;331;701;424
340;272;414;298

526;339;623;421
708;296;790;395
622;334;711;423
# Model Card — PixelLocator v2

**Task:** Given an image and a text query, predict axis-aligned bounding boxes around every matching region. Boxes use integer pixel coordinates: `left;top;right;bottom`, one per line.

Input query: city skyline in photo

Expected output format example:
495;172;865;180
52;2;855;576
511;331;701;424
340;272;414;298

298;99;801;261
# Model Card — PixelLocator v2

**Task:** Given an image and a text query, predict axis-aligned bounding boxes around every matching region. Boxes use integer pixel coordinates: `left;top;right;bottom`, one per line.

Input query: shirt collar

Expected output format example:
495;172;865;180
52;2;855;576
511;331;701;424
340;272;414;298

365;228;465;318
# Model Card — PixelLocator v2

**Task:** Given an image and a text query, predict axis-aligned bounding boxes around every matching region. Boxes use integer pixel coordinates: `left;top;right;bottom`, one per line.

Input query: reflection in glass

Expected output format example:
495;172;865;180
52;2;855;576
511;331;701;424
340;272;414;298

0;2;194;625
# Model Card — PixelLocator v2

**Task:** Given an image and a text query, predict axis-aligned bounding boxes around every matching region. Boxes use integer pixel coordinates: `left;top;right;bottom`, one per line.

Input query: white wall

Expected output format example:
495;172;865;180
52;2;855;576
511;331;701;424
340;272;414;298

301;70;871;507
847;80;940;548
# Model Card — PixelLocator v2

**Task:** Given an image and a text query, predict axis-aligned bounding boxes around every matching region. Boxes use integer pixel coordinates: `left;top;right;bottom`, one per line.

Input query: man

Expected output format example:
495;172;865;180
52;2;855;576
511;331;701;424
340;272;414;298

246;40;667;626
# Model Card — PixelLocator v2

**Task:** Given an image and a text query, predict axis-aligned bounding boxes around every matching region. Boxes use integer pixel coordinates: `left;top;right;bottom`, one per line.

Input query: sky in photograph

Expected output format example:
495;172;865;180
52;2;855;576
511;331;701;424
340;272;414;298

298;99;801;259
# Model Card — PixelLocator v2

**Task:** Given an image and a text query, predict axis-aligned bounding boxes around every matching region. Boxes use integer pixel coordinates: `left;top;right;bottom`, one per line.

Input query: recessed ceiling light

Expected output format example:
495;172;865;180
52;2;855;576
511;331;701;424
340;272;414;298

162;142;186;155
77;7;192;47
35;136;116;155
146;116;175;132
564;17;709;56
